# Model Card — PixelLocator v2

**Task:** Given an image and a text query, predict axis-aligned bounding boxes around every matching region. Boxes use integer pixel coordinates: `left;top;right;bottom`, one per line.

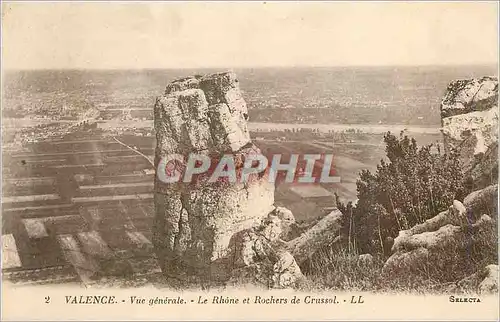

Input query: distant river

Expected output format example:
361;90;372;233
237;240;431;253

3;117;442;136
248;122;442;134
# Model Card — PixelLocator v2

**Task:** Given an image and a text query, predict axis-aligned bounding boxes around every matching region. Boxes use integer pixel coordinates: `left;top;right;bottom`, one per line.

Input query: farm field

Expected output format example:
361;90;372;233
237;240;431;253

1;127;443;286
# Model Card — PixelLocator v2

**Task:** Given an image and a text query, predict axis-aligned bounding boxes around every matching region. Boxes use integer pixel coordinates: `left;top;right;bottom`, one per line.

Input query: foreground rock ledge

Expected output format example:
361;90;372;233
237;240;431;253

153;72;341;288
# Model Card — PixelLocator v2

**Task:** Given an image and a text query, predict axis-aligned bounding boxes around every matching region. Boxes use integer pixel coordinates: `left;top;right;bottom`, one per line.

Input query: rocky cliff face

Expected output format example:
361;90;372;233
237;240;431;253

153;72;341;288
441;76;498;189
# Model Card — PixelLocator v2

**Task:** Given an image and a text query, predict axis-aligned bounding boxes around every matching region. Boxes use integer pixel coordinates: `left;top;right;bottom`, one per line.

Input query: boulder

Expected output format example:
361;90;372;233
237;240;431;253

286;209;343;264
463;184;498;220
479;264;499;294
391;200;468;253
224;212;306;288
223;208;343;288
384;187;497;276
456;264;499;294
383;247;430;273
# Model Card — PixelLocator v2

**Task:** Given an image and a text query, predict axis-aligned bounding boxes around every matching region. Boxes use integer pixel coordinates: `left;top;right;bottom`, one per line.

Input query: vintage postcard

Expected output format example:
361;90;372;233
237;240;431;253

1;1;499;321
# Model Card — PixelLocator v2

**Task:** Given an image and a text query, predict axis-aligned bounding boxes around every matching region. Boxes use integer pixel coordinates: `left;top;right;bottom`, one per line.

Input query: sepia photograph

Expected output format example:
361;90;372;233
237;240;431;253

1;1;499;320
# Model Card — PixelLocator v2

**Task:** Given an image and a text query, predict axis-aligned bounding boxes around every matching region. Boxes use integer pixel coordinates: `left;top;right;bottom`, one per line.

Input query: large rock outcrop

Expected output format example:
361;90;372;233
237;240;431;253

153;72;341;288
441;76;498;118
441;76;498;189
153;72;274;279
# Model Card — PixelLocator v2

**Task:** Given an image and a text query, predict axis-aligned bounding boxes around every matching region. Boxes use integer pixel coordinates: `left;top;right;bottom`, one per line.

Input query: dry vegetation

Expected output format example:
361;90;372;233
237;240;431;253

300;222;496;294
296;132;498;294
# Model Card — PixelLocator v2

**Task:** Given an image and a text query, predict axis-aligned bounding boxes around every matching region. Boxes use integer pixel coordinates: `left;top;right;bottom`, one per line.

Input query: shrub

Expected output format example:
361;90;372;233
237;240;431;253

336;131;469;255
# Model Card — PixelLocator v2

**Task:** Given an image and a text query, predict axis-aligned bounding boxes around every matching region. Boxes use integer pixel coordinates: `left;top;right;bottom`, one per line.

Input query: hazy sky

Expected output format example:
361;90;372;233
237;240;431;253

2;1;498;69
